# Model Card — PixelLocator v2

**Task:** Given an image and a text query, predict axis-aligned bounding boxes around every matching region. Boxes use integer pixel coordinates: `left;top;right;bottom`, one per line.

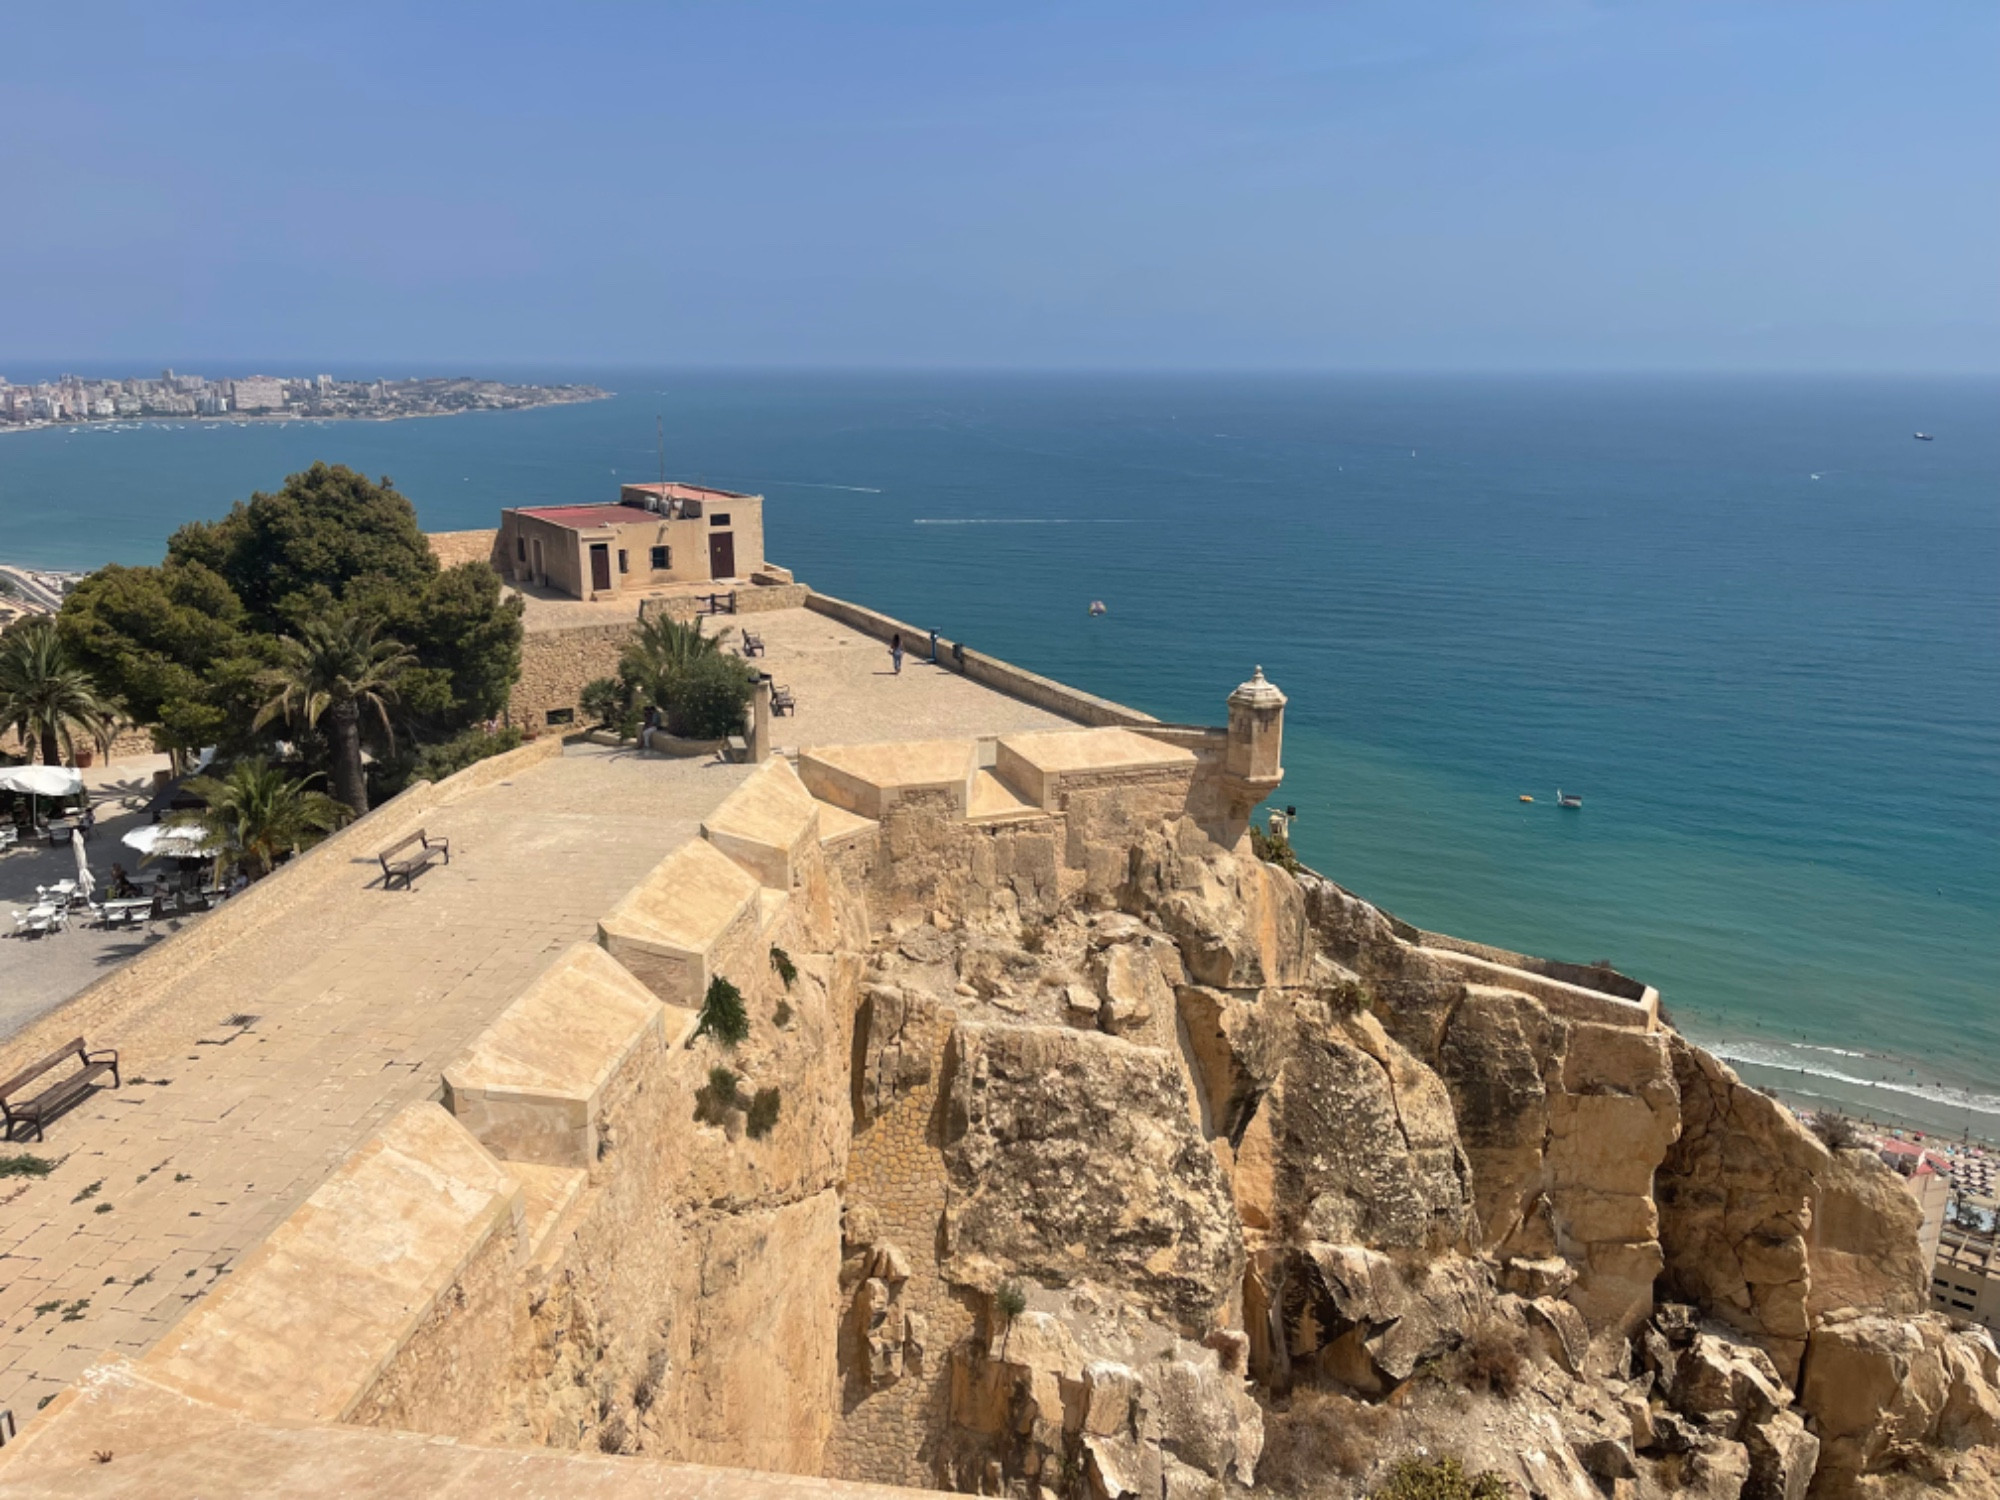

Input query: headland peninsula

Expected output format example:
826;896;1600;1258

0;369;607;430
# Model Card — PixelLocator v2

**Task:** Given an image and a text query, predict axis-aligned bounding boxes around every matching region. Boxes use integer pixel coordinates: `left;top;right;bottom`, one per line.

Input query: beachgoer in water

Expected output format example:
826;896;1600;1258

890;634;904;675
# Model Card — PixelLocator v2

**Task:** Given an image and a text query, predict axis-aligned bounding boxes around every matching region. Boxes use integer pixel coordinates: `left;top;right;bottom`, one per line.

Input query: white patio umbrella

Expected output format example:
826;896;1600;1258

0;764;84;826
122;823;219;859
71;828;95;901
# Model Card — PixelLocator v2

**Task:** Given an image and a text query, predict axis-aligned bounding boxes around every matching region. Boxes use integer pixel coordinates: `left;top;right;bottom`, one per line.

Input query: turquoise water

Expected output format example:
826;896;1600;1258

2;372;1995;1133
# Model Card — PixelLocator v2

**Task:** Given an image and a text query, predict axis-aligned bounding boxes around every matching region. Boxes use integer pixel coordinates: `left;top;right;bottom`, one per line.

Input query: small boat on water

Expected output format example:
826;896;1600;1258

1914;432;1934;441
1087;600;1107;616
1556;789;1583;808
1519;795;1534;803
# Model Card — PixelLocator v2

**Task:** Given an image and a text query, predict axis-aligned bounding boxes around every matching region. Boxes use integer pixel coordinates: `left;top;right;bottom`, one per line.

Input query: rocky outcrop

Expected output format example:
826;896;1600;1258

1799;1311;2000;1498
949;1285;1262;1499
1805;1146;1927;1323
940;1022;1245;1331
1654;1034;1827;1378
1268;1008;1474;1255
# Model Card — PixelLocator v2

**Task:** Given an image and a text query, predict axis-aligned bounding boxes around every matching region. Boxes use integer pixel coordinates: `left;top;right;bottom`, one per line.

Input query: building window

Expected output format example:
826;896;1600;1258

651;545;670;569
545;707;574;726
710;513;731;527
618;549;629;574
516;535;526;562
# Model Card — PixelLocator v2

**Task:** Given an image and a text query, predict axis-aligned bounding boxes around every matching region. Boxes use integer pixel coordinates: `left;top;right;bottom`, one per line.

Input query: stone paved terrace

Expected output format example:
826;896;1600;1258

0;629;1084;1432
0;746;754;1424
732;606;1072;751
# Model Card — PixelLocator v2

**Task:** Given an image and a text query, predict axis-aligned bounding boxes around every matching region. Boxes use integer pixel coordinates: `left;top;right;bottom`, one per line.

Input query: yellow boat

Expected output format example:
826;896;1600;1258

1520;794;1534;803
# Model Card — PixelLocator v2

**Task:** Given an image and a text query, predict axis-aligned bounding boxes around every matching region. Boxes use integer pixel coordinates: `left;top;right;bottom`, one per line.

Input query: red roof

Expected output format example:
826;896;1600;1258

515;505;652;529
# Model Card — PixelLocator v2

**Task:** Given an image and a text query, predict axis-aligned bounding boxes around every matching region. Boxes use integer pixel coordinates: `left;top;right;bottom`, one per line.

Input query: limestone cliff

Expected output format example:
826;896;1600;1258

823;794;1997;1500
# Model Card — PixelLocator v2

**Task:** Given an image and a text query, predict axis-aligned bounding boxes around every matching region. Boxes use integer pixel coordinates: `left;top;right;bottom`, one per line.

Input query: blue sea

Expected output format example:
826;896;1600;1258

2;371;1995;1136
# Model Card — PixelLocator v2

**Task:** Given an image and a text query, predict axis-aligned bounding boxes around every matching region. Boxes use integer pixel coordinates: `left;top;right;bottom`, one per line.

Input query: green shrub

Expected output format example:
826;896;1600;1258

1250;824;1303;874
693;975;750;1048
0;1154;54;1179
1371;1457;1510;1500
581;676;630;730
412;724;522;782
663;652;755;739
770;945;797;989
996;1281;1027;1321
745;1087;781;1139
1812;1112;1863;1151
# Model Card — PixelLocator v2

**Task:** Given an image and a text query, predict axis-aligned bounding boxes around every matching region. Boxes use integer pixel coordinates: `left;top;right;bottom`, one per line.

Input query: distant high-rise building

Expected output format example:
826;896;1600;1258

230;376;286;412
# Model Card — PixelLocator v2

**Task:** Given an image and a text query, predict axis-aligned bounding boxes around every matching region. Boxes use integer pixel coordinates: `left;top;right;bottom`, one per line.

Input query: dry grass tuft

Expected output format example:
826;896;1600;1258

1258;1388;1398;1494
1456;1318;1530;1400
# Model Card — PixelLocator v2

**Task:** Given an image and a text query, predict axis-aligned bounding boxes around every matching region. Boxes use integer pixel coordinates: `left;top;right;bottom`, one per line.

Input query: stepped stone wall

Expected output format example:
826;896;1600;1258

7;683;1993;1500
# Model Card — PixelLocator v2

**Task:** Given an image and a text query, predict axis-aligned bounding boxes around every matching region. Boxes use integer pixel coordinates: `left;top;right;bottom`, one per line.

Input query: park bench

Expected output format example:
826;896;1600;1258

770;684;797;717
2;1037;120;1143
740;630;766;657
378;829;451;890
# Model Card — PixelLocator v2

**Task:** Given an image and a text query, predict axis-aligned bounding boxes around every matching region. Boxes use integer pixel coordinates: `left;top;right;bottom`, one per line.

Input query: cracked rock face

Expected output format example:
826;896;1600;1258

1271;1008;1475;1255
939;1021;1245;1330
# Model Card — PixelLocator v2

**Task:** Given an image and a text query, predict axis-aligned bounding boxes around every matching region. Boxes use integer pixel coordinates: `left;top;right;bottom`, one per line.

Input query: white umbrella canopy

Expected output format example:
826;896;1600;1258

122;823;219;859
71;828;95;900
0;765;84;798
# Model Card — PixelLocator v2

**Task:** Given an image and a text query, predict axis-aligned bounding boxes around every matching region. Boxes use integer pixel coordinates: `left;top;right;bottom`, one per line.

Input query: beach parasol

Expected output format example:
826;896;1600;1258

71;828;95;901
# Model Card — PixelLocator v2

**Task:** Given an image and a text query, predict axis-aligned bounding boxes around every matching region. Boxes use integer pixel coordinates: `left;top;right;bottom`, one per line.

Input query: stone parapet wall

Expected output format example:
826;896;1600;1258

427;529;503;571
804;592;1157;730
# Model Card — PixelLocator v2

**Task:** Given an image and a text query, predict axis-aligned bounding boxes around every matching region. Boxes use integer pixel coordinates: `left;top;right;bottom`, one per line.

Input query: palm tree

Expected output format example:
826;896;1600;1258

0;619;120;766
169;757;347;880
255;612;415;817
619;613;735;716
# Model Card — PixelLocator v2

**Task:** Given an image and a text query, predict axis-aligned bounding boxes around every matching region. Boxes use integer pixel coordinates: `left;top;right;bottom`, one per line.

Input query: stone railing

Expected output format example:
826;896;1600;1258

803;592;1161;730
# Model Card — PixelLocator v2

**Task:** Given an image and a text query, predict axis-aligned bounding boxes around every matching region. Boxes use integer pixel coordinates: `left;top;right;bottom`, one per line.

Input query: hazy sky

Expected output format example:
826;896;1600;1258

4;2;1995;371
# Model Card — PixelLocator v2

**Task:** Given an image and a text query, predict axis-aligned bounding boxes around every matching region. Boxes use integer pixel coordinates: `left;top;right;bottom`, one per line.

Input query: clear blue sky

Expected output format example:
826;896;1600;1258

3;2;1995;371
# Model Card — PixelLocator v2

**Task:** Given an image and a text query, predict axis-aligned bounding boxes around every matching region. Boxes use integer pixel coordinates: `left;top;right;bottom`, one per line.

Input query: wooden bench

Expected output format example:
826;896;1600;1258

770;684;797;717
378;829;450;889
740;630;766;657
2;1037;119;1143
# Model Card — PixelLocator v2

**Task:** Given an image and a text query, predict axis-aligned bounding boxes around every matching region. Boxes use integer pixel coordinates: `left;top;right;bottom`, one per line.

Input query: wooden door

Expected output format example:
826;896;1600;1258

589;543;612;591
708;531;735;579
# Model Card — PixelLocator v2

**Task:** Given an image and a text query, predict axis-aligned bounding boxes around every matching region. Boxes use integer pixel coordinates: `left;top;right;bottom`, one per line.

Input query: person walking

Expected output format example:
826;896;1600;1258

890;633;904;675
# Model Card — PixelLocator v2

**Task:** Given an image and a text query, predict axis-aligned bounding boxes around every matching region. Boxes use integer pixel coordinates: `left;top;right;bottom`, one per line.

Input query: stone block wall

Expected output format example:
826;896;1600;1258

826;999;975;1489
428;529;504;571
515;622;633;730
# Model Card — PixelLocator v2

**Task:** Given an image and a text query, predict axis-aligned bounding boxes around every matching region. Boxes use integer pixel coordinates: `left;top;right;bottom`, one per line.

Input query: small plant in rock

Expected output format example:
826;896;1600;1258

694;1066;741;1126
1811;1112;1863;1151
996;1281;1028;1322
1250;825;1303;874
770;945;797;989
0;1154;53;1179
1019;921;1048;955
773;999;794;1029
745;1087;782;1140
1457;1316;1529;1399
1370;1456;1510;1500
692;975;750;1048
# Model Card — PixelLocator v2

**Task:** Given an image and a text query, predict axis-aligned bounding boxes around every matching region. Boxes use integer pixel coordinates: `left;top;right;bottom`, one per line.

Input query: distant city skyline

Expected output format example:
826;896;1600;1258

3;3;1994;373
